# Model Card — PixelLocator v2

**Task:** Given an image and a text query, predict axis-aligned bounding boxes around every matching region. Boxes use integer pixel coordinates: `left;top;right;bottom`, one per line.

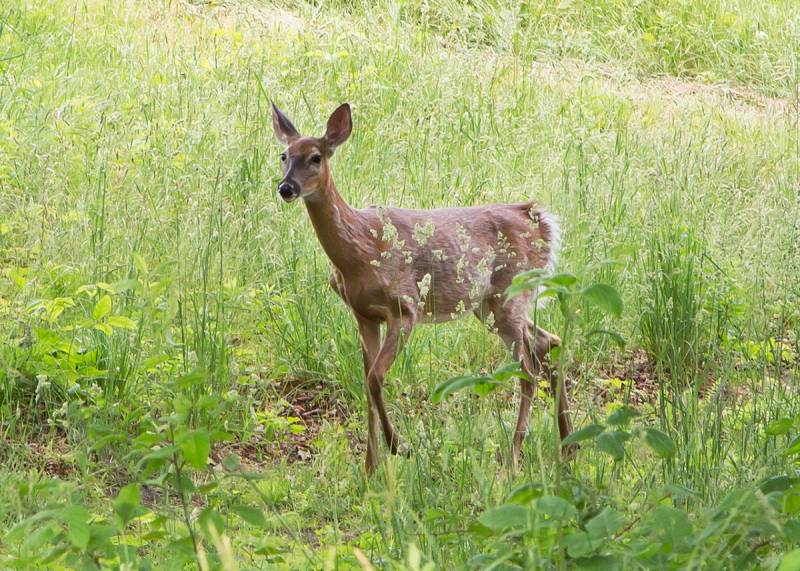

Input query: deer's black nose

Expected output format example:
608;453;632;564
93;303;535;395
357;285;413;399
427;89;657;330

278;181;297;201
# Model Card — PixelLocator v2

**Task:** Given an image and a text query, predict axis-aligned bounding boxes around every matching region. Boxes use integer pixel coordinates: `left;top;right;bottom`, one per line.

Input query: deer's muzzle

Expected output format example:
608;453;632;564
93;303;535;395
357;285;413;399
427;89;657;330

278;181;299;202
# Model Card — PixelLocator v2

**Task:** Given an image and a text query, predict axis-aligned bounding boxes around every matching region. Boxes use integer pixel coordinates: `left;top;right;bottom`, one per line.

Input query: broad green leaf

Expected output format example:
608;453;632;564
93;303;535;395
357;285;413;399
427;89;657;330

92;294;112;321
198;507;224;540
472;363;524;396
643;506;692;545
563;531;597;558
587;329;626;349
506;483;544;505
75;284;96;296
21;523;59;553
545;273;578;287
222;454;241;471
431;374;493;403
779;549;800;571
472;382;501;397
512;268;548;283
537;287;560;300
179;430;210;470
5;509;59;544
785;518;800;541
94;323;114;337
573;555;623;570
60;505;90;550
141;354;170;370
642;428;676;458
606;406;640;426
232;505;267;527
505;282;533;299
175;369;207;389
786;434;800;456
210;429;234;442
596;431;629;461
197;481;219;494
4;520;33;546
586;507;625;538
138;445;178;465
133;253;149;274
110;278;140;293
472;381;502;397
116;482;141;505
107;315;137;330
491;362;524;382
505;269;548;299
34;327;62;345
537;496;576;521
663;484;701;499
172;473;196;494
562;424;605;446
767;418;795;436
582;283;623;317
758;475;797;494
114;484;142;526
89;432;126;451
478;505;530;531
133;431;164;447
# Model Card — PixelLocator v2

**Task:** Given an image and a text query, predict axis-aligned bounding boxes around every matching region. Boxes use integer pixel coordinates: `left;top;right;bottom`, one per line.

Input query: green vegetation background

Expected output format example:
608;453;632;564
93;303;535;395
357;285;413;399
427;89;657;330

0;0;799;569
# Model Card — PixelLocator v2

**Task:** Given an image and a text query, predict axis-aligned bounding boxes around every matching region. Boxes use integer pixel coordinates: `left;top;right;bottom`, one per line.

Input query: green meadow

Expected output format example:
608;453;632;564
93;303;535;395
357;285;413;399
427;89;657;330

1;0;799;568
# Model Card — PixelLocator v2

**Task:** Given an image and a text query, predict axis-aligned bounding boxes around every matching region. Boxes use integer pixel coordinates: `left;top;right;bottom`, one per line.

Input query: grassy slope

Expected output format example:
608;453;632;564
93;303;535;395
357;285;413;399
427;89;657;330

1;0;799;568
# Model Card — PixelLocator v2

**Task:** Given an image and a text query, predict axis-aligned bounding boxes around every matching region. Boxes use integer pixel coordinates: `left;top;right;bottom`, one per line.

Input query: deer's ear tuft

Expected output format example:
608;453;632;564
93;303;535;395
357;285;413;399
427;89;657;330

323;103;352;153
272;102;300;145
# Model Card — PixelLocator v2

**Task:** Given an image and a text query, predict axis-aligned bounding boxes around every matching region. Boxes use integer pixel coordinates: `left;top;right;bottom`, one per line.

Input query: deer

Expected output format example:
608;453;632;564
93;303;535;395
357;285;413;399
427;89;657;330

271;102;573;475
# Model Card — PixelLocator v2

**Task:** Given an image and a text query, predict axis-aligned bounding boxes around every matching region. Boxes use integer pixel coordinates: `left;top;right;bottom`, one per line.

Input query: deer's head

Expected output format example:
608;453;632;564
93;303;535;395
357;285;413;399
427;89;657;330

271;102;352;203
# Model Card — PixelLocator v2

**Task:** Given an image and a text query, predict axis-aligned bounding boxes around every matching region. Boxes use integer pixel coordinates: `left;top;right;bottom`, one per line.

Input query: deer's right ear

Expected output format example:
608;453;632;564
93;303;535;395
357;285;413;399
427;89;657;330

323;103;352;153
271;102;300;145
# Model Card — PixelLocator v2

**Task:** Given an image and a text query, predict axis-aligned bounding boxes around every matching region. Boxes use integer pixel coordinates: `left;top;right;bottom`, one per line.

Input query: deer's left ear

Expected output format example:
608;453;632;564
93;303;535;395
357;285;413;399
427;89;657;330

272;102;300;145
323;103;352;153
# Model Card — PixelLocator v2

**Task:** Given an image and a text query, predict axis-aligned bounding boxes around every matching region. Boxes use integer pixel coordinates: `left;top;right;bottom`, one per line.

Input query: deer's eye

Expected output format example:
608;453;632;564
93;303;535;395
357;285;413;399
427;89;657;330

310;154;322;165
280;153;287;162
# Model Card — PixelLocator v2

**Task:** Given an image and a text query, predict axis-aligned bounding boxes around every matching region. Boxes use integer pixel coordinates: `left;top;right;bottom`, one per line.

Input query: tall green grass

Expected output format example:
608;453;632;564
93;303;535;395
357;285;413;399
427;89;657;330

0;0;798;568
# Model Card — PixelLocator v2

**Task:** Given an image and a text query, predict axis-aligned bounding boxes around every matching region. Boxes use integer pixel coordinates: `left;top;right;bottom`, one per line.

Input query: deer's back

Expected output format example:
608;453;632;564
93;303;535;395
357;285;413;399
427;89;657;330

342;201;556;323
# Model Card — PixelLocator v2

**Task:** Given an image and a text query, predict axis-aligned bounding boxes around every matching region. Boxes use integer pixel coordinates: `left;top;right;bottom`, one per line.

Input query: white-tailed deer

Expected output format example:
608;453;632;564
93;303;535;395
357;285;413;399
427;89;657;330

272;102;573;474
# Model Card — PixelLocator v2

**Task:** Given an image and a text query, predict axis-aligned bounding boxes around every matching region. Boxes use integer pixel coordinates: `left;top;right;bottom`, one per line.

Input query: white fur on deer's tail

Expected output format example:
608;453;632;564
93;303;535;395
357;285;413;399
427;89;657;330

536;209;562;308
538;210;561;273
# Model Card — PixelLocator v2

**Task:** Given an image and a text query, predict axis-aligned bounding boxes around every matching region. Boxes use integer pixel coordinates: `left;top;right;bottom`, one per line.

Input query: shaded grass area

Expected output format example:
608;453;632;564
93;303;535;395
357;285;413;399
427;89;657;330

0;0;799;568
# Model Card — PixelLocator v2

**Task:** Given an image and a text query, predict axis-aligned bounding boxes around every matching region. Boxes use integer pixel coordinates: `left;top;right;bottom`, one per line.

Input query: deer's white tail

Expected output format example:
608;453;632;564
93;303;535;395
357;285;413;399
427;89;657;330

536;209;562;308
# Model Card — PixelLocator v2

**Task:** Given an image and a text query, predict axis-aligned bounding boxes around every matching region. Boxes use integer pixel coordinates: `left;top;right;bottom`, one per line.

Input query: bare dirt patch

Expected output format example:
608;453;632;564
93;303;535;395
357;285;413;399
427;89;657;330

213;377;352;469
528;58;792;118
592;349;659;406
2;434;78;479
180;0;305;35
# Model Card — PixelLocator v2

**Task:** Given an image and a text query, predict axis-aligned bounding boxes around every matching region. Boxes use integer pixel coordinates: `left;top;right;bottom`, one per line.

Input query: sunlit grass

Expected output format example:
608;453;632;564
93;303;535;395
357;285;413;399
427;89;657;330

0;0;798;568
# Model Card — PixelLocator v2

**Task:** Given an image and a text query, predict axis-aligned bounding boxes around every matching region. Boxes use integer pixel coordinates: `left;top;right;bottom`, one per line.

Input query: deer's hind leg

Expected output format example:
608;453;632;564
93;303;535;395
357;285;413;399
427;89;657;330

476;296;537;467
529;321;573;447
477;297;572;467
510;330;540;469
530;324;561;366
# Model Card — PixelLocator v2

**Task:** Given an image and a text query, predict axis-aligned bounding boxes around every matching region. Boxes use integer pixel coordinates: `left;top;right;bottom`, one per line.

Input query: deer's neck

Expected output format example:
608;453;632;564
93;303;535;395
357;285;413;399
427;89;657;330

303;177;369;272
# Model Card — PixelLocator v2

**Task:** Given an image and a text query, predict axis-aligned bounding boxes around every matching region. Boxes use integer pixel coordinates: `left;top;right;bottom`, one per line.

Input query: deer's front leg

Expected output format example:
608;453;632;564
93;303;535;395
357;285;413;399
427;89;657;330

367;315;414;458
512;328;574;467
355;316;381;475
